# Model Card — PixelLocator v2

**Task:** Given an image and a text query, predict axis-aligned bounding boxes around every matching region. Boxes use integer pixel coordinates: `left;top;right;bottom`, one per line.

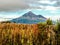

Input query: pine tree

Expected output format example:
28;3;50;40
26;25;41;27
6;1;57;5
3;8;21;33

46;18;53;25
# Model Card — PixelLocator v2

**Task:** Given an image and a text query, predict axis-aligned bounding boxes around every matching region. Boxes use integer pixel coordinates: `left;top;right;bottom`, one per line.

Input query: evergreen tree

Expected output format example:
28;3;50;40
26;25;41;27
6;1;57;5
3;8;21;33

46;18;53;25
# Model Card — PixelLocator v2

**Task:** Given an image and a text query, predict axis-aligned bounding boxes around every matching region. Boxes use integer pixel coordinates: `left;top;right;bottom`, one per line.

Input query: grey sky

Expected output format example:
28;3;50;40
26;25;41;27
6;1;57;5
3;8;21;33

0;0;59;11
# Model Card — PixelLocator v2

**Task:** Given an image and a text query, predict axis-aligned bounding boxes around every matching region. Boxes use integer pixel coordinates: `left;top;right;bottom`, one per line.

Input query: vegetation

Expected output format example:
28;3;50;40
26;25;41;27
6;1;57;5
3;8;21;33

55;21;60;45
46;18;53;25
0;19;60;45
1;21;11;23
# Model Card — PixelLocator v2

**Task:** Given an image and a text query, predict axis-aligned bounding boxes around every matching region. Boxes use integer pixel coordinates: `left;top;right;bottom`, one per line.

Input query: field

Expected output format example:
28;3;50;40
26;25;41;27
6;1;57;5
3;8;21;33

0;21;60;45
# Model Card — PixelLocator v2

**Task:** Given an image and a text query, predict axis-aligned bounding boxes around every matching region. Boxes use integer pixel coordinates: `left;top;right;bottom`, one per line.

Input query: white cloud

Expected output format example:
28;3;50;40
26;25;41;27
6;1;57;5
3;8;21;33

44;15;60;21
39;5;59;11
44;6;60;14
0;13;21;21
45;6;57;11
50;16;60;21
39;0;57;5
0;18;11;22
39;5;44;9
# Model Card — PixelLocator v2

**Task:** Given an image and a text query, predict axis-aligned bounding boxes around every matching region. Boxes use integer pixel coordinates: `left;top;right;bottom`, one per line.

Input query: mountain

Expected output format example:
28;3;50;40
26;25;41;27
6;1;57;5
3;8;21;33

11;11;47;24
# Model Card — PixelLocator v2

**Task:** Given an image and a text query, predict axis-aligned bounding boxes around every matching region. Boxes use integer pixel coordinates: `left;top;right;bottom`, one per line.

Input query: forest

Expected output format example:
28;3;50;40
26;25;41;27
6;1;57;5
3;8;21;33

0;19;60;45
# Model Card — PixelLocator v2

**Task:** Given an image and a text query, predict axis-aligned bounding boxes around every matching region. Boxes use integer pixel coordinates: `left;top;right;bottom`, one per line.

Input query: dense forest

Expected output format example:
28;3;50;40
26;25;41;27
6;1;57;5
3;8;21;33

0;19;60;45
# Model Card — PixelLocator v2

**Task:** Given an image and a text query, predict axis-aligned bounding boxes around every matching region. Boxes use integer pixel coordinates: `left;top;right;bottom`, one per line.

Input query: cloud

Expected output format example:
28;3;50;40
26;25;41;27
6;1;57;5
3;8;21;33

0;0;59;11
39;5;58;11
44;15;60;21
0;0;30;11
0;18;11;22
0;13;20;21
39;0;57;5
45;6;57;11
0;0;40;12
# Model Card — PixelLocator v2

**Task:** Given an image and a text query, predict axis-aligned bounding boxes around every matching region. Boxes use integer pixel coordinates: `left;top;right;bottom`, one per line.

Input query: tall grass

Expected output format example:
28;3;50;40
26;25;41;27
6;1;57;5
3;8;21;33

0;19;60;45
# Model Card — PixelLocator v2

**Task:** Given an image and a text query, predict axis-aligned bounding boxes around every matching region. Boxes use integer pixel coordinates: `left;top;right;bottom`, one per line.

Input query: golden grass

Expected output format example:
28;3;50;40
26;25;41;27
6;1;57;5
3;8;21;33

0;23;56;45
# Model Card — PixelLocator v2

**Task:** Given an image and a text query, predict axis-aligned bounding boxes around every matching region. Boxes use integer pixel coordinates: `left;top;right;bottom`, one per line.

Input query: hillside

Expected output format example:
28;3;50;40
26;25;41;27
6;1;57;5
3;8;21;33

11;11;47;24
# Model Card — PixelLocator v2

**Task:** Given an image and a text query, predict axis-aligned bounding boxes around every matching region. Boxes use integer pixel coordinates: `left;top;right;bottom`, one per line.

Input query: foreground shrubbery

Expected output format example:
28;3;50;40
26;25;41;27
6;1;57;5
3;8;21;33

0;19;60;45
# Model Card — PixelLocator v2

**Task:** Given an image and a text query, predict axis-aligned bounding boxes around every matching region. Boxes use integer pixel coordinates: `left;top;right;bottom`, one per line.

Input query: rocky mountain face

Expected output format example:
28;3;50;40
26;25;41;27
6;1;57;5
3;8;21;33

11;11;47;24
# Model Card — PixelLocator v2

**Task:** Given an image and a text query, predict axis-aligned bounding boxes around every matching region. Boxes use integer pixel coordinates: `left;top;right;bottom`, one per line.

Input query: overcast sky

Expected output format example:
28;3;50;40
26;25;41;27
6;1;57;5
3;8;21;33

0;0;60;21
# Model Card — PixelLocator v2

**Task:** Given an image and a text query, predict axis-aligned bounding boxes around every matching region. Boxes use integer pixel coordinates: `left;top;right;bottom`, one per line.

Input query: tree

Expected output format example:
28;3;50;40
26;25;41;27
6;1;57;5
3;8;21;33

56;21;60;32
46;18;53;25
55;20;60;45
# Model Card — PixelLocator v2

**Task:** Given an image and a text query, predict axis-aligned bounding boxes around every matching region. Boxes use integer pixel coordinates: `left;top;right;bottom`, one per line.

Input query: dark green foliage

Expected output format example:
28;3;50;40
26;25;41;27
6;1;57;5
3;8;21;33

46;18;53;25
38;22;46;30
38;22;49;45
55;21;60;45
1;21;11;23
56;21;60;32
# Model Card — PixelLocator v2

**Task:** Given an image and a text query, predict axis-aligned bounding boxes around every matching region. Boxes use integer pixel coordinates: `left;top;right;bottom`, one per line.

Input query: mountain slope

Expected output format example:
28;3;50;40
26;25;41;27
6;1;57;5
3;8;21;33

11;11;47;24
